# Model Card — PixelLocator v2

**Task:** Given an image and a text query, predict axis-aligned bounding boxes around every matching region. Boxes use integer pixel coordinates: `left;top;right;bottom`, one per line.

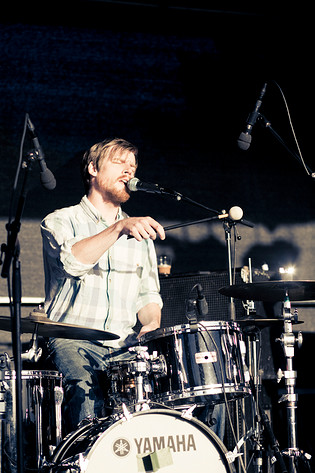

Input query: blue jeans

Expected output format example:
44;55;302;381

46;338;131;434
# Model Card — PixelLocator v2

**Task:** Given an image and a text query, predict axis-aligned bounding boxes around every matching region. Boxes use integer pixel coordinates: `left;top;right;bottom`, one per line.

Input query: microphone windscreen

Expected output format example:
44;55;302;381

229;206;243;221
237;132;251;150
126;177;139;192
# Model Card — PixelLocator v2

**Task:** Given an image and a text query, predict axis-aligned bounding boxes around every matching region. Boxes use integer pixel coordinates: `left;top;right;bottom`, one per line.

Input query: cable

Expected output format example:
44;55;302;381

272;80;311;177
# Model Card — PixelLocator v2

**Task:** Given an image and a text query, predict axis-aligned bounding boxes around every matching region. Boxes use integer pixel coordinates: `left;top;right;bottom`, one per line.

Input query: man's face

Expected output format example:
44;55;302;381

90;149;137;205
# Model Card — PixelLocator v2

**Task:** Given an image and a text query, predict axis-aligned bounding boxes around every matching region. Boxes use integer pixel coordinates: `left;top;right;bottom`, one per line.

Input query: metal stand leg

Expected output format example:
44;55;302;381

276;293;311;473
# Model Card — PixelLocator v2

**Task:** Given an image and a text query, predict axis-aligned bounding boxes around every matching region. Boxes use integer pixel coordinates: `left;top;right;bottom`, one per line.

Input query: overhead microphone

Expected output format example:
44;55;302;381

237;82;267;151
26;115;56;190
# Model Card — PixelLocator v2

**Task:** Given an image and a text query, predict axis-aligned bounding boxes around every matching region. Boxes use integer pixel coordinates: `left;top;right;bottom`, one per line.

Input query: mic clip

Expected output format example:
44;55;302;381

185;298;198;334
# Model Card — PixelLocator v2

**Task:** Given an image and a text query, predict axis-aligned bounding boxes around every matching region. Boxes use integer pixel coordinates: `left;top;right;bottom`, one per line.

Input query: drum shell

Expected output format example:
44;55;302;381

140;321;250;407
3;370;63;471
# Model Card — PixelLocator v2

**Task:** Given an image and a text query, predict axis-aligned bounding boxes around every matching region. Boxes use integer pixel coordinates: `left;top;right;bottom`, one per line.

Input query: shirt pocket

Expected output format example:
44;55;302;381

109;246;144;277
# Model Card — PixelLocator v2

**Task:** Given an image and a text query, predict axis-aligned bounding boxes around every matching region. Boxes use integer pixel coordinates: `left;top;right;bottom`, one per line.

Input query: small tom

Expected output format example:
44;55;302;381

139;321;250;408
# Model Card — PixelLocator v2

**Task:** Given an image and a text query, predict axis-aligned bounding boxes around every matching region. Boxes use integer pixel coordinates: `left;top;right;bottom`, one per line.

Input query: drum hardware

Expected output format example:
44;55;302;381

127;346;152;405
275;293;311;473
128;346;167;406
21;325;43;364
220;281;315;473
106;347;167;410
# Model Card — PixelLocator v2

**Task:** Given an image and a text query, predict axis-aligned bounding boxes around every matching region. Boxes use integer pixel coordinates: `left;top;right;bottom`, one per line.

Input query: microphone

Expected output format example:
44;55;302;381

185;298;198;333
196;284;208;316
237;82;267;150
27;115;56;190
224;206;254;228
127;177;161;194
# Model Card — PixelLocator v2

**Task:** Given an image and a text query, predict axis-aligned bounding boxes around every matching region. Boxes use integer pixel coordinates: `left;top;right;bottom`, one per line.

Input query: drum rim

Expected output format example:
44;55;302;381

4;369;61;378
140;320;241;342
150;384;251;402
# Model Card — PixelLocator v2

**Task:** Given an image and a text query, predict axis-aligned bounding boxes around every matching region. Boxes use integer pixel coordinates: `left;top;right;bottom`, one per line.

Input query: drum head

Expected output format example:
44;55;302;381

83;409;233;472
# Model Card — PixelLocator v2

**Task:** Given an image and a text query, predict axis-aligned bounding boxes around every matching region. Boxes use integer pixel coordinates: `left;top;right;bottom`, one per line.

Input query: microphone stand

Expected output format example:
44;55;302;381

157;190;254;325
257;114;314;178
160;188;254;318
0;151;37;473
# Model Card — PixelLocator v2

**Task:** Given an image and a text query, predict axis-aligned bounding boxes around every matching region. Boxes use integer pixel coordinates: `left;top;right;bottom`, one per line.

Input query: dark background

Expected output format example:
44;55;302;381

1;1;315;467
1;2;314;229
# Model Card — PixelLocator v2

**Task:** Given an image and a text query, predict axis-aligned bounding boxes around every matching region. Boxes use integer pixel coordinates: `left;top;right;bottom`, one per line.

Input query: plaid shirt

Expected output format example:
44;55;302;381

41;196;162;348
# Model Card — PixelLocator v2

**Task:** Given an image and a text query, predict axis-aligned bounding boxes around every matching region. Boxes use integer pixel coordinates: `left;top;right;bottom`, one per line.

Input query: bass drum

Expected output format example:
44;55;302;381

47;409;235;473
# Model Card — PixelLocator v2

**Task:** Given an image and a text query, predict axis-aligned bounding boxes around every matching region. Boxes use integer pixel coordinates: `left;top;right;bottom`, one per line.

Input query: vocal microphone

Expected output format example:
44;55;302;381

127;177;162;194
237;82;267;151
27;115;56;190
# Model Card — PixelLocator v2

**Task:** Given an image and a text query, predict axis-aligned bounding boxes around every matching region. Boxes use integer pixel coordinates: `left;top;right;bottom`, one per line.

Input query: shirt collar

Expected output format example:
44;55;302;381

80;195;123;225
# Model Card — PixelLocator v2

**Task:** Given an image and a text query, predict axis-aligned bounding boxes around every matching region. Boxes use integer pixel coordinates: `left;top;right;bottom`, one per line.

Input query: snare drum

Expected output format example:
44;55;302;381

140;321;250;407
48;409;235;473
2;370;63;471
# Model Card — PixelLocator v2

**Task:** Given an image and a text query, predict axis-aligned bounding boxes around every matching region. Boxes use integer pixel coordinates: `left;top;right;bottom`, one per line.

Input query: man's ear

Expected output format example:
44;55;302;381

88;161;97;177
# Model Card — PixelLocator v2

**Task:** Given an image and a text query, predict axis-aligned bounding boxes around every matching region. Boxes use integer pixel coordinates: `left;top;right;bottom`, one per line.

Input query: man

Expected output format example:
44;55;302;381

41;138;165;434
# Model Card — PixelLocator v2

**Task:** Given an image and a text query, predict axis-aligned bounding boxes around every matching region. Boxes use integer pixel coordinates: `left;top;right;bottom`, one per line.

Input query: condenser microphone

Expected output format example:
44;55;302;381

196;284;208;316
237;82;267;150
27;115;56;190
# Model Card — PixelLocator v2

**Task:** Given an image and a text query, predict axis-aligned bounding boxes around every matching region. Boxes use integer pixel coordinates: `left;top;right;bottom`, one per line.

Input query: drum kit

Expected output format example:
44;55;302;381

0;280;313;473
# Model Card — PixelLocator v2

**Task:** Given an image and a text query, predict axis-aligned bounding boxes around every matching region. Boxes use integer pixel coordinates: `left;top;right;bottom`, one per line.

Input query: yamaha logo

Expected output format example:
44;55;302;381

113;438;131;457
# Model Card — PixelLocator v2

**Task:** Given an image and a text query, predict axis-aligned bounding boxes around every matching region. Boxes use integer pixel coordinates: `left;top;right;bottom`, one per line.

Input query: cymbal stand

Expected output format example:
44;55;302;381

276;292;311;473
244;330;288;473
247;329;264;473
222;219;237;321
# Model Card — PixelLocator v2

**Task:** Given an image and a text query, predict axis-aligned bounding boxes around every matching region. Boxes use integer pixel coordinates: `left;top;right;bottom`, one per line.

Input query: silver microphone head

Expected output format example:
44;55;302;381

126;177;139;192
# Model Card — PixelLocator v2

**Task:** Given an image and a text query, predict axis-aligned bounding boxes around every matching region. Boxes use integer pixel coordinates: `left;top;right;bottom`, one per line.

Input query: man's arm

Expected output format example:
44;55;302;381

72;216;165;265
137;302;161;338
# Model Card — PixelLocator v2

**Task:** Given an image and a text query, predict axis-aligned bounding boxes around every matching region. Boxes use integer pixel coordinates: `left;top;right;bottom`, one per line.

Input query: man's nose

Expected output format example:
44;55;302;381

123;166;134;177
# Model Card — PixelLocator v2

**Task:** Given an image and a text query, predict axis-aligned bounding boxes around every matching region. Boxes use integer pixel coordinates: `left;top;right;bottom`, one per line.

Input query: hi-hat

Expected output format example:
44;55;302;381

219;280;315;302
0;312;119;340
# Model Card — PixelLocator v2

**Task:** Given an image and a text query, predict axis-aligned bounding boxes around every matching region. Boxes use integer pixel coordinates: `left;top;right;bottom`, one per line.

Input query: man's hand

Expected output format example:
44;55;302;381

118;216;165;242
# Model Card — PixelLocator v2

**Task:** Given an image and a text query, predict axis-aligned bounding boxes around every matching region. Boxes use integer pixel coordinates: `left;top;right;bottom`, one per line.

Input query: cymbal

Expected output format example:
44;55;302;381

0;314;119;341
219;280;315;302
